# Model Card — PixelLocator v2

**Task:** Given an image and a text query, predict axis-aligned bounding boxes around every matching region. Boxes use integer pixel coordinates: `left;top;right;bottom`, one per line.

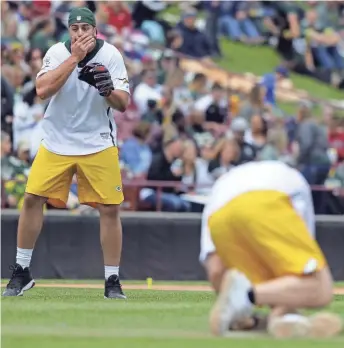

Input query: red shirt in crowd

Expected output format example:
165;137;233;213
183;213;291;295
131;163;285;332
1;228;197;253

105;5;132;34
32;0;51;16
329;128;344;161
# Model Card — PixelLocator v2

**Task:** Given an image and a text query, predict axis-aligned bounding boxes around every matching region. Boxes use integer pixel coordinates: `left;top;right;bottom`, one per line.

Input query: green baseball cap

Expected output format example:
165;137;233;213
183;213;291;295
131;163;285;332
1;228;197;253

68;7;96;27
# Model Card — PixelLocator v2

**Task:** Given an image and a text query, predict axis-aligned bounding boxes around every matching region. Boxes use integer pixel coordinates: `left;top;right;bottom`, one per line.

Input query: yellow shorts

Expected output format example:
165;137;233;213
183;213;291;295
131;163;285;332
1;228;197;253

209;190;326;284
26;145;124;208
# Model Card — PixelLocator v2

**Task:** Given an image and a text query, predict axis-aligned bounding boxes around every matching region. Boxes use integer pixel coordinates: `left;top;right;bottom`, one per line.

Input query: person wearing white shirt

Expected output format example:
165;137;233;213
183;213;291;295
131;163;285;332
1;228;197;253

3;8;130;300
200;160;335;338
133;69;162;115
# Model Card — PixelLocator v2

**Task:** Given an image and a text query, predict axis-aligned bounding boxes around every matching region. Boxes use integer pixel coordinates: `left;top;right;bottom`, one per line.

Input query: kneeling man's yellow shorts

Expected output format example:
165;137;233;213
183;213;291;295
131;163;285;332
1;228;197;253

209;190;326;284
26;145;123;208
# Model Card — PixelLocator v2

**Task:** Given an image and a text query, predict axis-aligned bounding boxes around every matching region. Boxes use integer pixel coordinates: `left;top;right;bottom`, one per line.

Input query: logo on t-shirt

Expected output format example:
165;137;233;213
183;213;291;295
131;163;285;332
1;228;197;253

42;56;51;69
100;132;110;140
117;78;129;89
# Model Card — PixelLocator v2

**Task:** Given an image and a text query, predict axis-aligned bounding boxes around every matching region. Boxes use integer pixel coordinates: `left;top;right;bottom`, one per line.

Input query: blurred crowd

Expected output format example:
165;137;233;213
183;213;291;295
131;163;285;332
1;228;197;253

204;0;344;88
1;0;344;214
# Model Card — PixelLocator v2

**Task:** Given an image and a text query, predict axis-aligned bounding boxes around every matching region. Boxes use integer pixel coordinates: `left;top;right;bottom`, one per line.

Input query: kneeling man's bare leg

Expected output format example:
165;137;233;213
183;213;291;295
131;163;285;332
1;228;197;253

254;267;333;309
252;267;342;338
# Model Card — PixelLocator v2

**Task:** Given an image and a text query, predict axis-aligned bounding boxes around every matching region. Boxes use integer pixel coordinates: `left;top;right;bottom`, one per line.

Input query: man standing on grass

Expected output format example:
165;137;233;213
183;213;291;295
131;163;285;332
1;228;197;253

3;7;130;299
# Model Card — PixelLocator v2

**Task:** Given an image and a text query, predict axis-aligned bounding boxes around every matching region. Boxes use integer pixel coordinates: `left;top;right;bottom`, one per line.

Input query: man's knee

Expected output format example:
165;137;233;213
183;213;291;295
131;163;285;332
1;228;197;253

23;193;46;209
307;267;333;308
97;204;120;219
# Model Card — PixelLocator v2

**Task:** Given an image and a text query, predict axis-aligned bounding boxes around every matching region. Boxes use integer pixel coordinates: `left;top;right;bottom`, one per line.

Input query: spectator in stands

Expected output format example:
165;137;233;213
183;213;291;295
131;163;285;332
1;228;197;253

159;86;180;125
1;1;18;39
238;83;267;122
302;9;344;74
332;160;344;187
170;109;194;143
181;139;214;194
1;76;14;138
166;69;194;116
141;126;190;212
16;140;31;166
244;114;268;152
188;110;216;151
7;43;31;77
93;4;117;42
133;69;162;116
194;83;228;136
219;1;264;44
204;0;222;57
181;139;198;186
261;65;290;106
13;85;45;154
132;0;168;45
1;131;29;181
130;54;157;90
156;49;177;85
258;126;294;165
120;121;152;178
188;73;208;100
208;134;240;179
177;8;215;65
1;131;13;181
263;2;302;61
328;115;344;163
295;101;331;186
22;48;44;97
29;18;56;54
230;117;257;164
166;28;181;50
103;1;132;35
308;1;343;38
142;99;164;125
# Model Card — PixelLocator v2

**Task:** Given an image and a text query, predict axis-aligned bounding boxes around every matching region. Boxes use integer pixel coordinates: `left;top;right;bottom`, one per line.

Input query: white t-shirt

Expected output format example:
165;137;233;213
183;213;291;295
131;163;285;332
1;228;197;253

133;82;162;115
37;40;130;155
200;161;315;263
194;94;227;113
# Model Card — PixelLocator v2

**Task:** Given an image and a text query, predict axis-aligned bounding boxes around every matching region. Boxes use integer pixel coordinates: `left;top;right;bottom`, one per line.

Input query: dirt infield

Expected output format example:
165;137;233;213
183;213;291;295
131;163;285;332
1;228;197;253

33;283;344;295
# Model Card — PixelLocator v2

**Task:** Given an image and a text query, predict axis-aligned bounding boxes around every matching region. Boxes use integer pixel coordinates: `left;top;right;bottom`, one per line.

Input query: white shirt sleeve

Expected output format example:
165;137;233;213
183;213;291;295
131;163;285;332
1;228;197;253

36;44;63;78
291;187;316;239
108;47;130;95
194;95;213;112
199;205;216;264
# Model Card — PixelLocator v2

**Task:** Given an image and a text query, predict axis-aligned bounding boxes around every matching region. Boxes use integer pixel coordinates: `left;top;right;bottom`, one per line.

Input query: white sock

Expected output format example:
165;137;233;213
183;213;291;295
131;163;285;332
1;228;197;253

16;247;33;269
104;265;119;280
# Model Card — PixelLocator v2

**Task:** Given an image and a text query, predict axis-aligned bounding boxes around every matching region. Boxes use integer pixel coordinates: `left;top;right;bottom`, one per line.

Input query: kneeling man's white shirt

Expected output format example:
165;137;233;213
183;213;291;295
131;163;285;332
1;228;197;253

199;161;315;264
37;40;130;155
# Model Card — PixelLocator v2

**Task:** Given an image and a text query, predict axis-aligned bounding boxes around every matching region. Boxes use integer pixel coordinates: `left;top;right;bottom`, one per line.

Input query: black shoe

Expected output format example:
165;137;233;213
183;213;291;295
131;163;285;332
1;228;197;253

104;275;126;299
2;264;35;297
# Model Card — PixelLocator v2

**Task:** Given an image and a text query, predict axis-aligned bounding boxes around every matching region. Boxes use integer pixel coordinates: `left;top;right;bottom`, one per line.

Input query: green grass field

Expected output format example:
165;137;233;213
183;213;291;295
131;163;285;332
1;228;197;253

1;282;344;348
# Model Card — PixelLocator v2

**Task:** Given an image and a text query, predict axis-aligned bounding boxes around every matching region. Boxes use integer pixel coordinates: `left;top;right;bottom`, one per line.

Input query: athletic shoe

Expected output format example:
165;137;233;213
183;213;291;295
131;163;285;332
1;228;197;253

104;275;126;299
2;264;35;297
209;269;253;336
268;314;311;338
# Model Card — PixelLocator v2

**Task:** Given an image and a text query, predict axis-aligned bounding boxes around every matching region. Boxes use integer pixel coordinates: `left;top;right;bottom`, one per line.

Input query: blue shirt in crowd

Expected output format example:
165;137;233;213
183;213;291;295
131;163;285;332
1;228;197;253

120;137;152;175
261;73;277;105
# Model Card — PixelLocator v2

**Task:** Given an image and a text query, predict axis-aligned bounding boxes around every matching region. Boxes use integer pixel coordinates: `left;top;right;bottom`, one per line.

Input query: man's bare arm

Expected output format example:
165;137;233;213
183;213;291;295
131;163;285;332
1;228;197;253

105;90;129;113
36;56;79;100
36;34;95;100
